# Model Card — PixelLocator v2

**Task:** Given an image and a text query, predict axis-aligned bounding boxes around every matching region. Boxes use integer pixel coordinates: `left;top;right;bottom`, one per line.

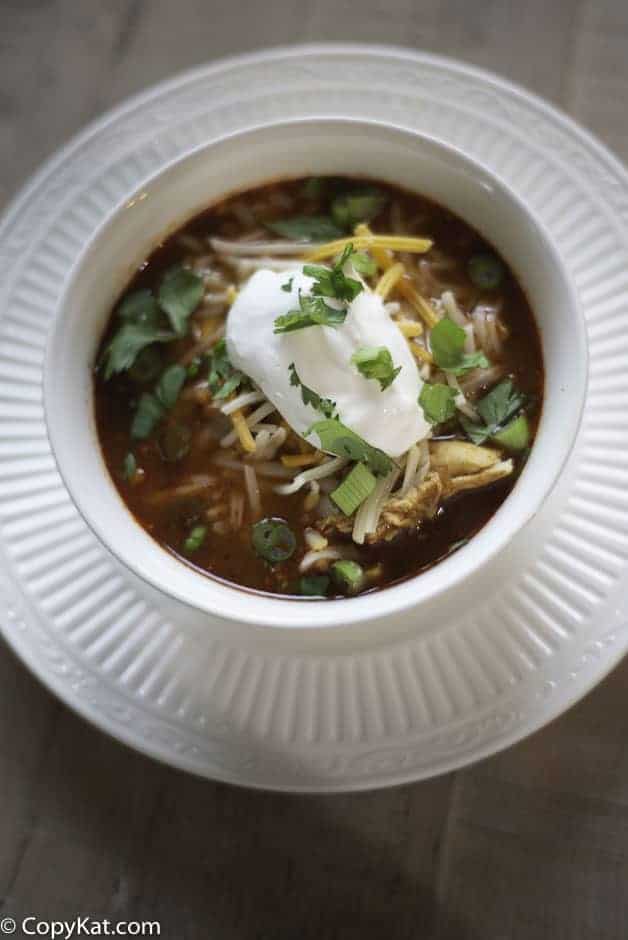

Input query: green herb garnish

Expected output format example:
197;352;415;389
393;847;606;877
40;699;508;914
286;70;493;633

158;266;204;336
207;339;247;399
130;364;187;440
131;393;166;440
351;346;401;391
459;379;528;446
289;364;337;419
331;560;365;594
281;278;294;293
302;178;325;200
298;575;330;597
330;462;377;516
307;418;392;476
303;244;363;303
331;187;387;231
183;525;207;554
155;364;187;409
117;289;160;326
492;414;530;451
468;254;504;290
274;291;348;334
252;518;297;564
265;216;344;242
351;252;377;276
429;317;489;375
418;382;457;424
102;323;174;380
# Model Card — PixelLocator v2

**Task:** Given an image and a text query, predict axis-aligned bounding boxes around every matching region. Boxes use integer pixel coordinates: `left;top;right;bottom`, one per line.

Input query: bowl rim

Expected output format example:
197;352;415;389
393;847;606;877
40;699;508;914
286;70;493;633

43;116;588;630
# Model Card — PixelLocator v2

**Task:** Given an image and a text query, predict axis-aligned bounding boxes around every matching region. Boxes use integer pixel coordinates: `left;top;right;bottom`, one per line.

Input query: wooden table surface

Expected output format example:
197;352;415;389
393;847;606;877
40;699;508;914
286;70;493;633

3;2;628;937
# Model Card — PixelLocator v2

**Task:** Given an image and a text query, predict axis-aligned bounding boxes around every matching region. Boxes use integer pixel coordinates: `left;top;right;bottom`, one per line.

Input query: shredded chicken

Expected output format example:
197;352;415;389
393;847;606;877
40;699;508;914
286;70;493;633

317;441;514;544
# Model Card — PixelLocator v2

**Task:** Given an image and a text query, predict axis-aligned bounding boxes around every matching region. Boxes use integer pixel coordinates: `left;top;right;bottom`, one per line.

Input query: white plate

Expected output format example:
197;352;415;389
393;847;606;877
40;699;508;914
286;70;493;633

1;44;628;792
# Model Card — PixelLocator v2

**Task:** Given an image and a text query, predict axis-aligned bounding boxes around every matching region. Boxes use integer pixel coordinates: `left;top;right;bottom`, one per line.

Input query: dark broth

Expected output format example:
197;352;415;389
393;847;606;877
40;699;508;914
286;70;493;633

94;177;544;599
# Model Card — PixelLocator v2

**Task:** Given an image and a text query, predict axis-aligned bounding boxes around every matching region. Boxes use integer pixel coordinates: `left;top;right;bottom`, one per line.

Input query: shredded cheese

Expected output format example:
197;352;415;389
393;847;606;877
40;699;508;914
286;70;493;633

304;234;432;262
230;409;256;453
281;453;321;468
375;262;405;298
409;342;433;364
353;224;439;327
226;285;238;304
397;320;423;338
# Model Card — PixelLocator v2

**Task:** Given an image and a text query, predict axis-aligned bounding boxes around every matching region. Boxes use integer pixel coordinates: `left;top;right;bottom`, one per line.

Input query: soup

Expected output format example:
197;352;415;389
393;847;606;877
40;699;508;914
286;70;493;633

94;177;543;599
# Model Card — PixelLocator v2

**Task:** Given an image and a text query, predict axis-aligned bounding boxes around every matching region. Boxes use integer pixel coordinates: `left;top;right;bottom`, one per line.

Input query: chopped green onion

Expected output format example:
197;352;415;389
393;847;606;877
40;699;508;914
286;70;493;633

492;414;530;451
307;418;392;476
183;525;207;554
252;518;297;564
330;462;377;516
351;345;401;391
331;560;365;594
419;383;457;424
298;575;330;596
468;254;504;290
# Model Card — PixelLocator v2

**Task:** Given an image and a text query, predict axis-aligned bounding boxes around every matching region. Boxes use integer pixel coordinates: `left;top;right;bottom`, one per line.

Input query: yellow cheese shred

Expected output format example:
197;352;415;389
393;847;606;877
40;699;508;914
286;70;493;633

409;342;433;364
353;223;439;328
397;320;423;338
375;262;405;299
304;234;432;262
281;453;322;468
231;410;256;453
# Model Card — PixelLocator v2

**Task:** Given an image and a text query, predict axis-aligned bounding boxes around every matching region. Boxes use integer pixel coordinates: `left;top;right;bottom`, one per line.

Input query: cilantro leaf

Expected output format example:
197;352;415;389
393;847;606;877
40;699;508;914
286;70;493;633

274;292;347;334
331;187;387;231
351;252;377;276
102;323;174;380
207;338;248;399
307;418;392;476
351;346;401;391
155;364;187;410
289;363;337;419
265;216;344;242
117;289;160;326
281;278;294;293
430;317;489;375
476;379;526;428
459;380;529;446
419;382;458;424
131;365;188;440
158;266;204;336
303;244;363;302
131;393;165;440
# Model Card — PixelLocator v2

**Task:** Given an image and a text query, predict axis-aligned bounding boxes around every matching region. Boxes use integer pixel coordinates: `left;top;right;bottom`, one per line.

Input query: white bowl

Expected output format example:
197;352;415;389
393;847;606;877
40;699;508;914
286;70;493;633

44;119;587;630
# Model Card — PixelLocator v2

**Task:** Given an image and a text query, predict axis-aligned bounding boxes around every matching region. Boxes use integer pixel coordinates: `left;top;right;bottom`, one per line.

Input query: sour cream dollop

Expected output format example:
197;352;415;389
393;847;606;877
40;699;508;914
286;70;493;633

226;269;430;457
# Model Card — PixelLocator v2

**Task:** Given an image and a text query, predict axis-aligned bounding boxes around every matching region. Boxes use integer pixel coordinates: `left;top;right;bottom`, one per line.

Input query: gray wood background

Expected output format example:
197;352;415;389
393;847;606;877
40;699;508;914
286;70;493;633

3;2;628;937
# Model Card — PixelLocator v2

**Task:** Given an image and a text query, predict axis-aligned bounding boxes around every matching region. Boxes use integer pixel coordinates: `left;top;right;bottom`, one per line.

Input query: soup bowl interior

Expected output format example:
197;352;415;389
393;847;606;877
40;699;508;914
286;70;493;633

44;119;587;629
